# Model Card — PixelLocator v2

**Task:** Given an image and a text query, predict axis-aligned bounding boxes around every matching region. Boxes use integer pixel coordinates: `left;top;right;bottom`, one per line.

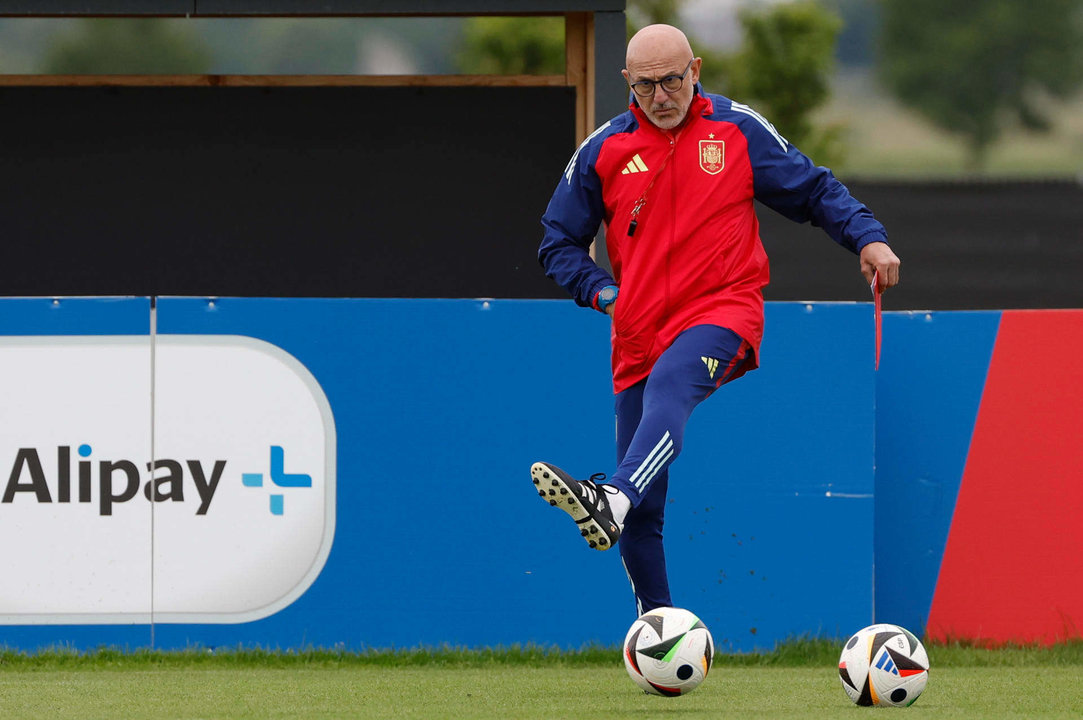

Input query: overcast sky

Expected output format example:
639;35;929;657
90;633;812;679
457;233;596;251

681;0;785;50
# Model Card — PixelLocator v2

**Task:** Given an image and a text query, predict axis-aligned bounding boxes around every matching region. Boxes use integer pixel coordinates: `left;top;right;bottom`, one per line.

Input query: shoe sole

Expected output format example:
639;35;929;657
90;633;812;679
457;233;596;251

531;462;618;551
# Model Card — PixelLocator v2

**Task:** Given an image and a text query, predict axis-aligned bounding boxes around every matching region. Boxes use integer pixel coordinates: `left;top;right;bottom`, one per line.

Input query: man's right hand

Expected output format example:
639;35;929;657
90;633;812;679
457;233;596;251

860;241;900;291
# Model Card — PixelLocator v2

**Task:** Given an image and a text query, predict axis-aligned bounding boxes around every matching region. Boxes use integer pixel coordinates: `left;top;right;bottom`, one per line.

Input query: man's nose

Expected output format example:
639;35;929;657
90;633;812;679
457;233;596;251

653;84;669;104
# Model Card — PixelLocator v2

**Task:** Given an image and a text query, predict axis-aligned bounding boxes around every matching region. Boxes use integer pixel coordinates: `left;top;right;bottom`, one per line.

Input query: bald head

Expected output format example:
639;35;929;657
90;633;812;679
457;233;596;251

622;24;701;130
626;24;693;69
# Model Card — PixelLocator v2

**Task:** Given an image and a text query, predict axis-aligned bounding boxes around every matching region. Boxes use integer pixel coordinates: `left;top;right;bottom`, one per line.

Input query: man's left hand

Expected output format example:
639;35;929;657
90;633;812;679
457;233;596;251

860;241;900;291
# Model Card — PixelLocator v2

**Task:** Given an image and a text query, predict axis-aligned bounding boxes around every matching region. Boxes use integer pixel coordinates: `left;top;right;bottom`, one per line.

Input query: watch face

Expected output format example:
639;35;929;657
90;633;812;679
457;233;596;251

600;287;617;303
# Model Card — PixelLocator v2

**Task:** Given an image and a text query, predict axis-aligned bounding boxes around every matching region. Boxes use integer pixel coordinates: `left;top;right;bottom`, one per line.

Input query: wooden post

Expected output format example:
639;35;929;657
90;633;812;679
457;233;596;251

565;12;601;259
565;11;595;144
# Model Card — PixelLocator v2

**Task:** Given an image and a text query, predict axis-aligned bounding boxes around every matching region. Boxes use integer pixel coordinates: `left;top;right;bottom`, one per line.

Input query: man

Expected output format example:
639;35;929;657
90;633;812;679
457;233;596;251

530;24;900;617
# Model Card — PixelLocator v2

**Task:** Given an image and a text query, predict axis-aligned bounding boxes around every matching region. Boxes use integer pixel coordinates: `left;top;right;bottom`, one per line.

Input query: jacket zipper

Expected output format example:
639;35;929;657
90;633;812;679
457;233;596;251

664;132;677;326
627;138;676;238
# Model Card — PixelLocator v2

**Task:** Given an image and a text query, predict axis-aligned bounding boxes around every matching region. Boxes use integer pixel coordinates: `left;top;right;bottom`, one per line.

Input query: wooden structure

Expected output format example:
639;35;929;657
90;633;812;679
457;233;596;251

0;1;628;143
0;2;630;298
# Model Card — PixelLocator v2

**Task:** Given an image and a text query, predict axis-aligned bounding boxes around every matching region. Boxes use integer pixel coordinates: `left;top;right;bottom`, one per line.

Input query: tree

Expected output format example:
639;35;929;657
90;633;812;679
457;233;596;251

718;2;845;165
456;16;564;75
41;19;211;74
455;0;681;75
626;0;684;32
880;0;1083;171
820;0;881;68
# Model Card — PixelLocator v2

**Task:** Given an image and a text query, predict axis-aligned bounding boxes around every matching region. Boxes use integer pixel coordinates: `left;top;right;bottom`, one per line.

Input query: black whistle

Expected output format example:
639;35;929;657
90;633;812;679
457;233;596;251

628;220;637;237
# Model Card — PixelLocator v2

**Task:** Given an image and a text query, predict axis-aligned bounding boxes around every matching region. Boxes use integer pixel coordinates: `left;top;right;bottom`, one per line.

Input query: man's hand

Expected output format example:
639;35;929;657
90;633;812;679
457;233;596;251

605;302;615;317
860;241;900;291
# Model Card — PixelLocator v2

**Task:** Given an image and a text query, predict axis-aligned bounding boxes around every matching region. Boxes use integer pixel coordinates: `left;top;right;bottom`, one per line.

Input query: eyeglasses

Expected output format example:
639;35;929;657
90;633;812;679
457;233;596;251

628;59;695;97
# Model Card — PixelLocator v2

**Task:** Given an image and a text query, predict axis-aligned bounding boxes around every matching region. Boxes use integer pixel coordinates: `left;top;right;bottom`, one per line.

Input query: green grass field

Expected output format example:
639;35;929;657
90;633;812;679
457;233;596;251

0;641;1080;719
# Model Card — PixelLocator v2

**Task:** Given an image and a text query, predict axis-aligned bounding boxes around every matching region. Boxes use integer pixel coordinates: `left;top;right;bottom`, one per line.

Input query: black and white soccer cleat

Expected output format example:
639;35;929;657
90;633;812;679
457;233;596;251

531;461;622;551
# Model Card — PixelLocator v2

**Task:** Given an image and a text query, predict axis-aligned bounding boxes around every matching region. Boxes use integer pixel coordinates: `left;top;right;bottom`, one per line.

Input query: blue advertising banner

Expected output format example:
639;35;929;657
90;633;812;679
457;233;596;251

874;310;1000;633
0;298;874;653
0;297;153;650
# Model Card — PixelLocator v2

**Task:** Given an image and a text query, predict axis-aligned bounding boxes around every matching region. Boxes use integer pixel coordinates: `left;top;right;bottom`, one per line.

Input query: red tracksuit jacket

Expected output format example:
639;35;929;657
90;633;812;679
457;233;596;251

540;88;888;394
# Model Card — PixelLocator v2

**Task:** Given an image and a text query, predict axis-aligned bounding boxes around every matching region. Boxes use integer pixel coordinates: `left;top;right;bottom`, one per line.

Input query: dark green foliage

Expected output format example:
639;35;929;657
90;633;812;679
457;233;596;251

41;19;212;74
626;0;685;33
820;0;881;67
455;17;564;75
716;2;845;165
879;0;1083;170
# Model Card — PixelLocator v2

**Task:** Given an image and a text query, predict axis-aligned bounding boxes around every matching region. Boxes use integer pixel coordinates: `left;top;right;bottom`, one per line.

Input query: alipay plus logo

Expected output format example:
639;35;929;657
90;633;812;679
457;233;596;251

0;336;336;625
3;442;314;518
3;442;226;516
243;445;313;516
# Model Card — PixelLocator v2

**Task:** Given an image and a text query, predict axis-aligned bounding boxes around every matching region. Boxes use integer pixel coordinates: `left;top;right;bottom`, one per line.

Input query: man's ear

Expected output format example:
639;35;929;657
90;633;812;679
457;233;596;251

621;69;641;107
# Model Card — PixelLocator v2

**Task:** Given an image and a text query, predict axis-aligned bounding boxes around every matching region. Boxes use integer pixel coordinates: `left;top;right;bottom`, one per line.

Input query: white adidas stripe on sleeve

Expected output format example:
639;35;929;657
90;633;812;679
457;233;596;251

564;120;613;183
730;102;788;152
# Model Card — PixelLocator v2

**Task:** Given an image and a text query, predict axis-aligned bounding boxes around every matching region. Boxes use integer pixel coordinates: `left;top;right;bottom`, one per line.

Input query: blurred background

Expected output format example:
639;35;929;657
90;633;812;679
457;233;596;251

1;0;1081;179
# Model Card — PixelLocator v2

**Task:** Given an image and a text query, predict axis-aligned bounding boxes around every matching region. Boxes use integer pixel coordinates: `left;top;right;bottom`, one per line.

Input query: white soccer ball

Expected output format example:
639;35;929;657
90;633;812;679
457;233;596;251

623;606;714;696
838;623;930;707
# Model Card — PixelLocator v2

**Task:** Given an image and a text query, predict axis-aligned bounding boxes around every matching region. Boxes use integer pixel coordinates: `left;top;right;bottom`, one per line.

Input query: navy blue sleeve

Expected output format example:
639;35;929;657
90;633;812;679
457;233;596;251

732;101;888;254
538;123;619;308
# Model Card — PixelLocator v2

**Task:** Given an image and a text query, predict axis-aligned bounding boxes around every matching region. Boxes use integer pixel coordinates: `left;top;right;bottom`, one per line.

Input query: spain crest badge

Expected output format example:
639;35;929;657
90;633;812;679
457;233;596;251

699;139;724;175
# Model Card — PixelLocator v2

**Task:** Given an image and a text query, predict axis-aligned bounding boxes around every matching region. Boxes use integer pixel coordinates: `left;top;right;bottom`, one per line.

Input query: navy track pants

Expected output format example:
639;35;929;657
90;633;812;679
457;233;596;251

608;324;751;616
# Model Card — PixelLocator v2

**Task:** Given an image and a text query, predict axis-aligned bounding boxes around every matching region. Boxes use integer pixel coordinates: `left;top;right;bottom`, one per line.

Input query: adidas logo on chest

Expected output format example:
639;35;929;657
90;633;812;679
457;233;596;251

621;154;649;174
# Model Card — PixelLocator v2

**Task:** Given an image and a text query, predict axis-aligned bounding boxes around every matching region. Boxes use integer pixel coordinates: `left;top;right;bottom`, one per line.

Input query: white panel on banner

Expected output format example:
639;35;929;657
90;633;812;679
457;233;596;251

0;337;152;620
0;335;336;624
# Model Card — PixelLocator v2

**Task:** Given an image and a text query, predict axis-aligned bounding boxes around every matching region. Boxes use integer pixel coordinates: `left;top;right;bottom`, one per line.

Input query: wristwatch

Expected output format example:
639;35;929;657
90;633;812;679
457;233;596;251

597;285;619;312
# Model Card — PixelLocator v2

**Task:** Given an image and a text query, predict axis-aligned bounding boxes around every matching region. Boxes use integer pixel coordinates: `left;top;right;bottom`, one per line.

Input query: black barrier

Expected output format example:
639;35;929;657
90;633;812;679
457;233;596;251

759;178;1083;310
2;84;575;299
3;84;1079;309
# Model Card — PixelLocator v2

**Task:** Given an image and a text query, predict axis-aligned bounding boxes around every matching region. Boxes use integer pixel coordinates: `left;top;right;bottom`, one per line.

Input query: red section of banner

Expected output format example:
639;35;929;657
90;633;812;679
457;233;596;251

927;311;1083;645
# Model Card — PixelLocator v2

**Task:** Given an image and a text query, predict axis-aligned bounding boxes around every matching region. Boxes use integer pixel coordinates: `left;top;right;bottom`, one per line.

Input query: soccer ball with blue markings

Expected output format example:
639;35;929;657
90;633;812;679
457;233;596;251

622;607;714;696
838;623;929;707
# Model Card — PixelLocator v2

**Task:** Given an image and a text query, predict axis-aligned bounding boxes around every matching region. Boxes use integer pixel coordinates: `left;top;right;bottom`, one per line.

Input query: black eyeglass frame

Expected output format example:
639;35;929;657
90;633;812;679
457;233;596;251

628;58;696;98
